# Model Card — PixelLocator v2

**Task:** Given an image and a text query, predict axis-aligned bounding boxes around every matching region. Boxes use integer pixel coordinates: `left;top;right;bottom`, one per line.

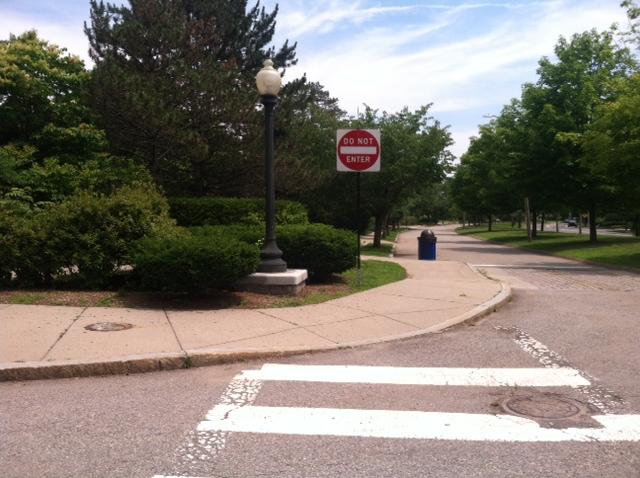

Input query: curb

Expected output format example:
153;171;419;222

0;273;512;383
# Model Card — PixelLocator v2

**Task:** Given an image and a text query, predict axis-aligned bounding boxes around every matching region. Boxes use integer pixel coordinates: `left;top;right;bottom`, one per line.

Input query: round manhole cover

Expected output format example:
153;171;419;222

502;394;585;420
85;322;134;332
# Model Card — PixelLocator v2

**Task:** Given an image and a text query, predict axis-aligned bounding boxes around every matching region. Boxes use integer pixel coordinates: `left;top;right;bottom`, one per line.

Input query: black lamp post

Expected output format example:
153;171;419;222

256;59;287;273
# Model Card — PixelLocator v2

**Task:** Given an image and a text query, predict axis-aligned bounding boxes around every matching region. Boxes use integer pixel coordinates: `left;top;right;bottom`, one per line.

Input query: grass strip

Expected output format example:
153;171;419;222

457;225;640;270
361;243;393;257
273;260;407;307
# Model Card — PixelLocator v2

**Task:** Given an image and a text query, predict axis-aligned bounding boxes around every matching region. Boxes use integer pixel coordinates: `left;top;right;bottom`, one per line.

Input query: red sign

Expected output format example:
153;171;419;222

336;129;381;172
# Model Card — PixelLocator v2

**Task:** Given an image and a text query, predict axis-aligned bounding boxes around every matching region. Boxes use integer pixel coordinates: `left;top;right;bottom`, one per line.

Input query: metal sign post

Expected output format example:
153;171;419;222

336;129;381;287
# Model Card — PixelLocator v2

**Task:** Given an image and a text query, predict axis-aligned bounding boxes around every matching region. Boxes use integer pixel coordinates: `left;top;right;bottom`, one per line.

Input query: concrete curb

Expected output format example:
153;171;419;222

0;270;512;382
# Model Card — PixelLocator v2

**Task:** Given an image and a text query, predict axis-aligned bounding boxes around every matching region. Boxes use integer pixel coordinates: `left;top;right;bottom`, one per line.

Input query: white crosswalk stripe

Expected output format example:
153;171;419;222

199;404;640;442
239;363;590;387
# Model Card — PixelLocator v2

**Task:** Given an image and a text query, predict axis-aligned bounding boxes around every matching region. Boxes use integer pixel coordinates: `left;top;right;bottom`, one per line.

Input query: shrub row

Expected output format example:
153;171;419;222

1;192;356;292
132;233;260;292
190;223;357;279
168;197;308;227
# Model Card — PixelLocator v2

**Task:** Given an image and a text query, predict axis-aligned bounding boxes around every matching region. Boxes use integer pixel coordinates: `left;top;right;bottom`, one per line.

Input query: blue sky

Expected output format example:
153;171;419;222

0;0;630;157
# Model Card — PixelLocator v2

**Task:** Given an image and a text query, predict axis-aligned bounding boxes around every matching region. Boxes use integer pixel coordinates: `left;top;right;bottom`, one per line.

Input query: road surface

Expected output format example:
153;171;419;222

2;225;640;477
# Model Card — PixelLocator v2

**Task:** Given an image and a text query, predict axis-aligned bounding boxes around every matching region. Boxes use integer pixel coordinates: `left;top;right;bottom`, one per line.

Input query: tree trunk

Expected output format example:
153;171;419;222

517;212;522;229
589;206;597;243
555;218;559;233
531;208;538;239
488;214;493;232
524;198;531;242
578;213;583;235
540;213;545;232
373;213;384;248
634;213;640;237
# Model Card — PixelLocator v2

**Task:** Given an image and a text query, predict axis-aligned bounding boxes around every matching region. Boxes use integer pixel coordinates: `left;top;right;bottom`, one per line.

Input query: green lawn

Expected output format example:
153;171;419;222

271;260;406;307
361;243;393;256
383;227;409;243
457;224;640;270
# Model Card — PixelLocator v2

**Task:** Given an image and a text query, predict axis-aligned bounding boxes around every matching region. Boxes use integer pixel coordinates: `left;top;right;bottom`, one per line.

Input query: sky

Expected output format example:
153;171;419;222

0;0;631;158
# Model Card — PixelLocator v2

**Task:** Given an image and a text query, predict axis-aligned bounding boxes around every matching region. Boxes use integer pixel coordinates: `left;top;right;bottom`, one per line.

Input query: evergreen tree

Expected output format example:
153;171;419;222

85;0;297;196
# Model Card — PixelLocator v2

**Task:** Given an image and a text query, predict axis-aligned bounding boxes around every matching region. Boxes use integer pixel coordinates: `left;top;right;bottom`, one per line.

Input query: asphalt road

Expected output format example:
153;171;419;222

2;225;640;478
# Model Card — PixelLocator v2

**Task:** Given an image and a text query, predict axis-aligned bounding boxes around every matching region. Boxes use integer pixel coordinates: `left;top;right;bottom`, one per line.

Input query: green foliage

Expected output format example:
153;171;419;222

353;105;454;245
0;31;151;209
85;0;297;196
191;223;357;278
168;197;308;226
131;234;260;293
583;74;640;219
451;119;517;225
0;31;91;144
453;28;638;242
0;210;55;286
0;184;176;288
621;0;640;47
276;224;356;278
32;123;108;162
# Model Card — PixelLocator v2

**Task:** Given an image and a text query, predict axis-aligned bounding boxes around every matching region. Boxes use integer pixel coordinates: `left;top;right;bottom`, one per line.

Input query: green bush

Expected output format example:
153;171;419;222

0;209;65;286
191;223;357;278
0;183;177;288
131;234;260;292
168;197;308;227
277;224;356;278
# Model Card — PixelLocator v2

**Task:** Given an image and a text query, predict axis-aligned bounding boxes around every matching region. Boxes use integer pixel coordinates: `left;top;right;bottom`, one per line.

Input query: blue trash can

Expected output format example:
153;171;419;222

418;230;437;260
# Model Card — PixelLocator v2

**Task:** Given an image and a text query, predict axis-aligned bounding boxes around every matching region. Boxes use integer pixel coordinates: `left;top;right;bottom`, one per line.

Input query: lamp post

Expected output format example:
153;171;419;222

256;59;287;273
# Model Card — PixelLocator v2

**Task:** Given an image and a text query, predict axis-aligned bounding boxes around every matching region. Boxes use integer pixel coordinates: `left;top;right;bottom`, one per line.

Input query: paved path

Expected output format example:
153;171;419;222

0;240;507;381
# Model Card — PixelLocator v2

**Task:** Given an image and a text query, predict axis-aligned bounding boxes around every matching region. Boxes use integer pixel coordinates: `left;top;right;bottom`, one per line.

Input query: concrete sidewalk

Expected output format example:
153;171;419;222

0;240;510;381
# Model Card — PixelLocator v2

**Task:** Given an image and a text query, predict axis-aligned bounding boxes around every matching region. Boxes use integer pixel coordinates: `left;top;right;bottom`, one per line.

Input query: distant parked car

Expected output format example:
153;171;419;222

566;218;578;227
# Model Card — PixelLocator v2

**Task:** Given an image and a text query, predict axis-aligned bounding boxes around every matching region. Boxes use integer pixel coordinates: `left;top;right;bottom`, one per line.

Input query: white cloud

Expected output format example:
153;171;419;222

0;10;92;64
1;0;629;159
281;0;627;157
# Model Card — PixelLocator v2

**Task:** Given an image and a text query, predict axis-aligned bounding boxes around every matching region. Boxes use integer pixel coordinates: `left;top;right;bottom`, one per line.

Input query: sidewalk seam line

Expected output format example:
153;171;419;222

40;306;88;361
378;291;483;305
373;312;423;330
188;324;302;349
329;303;481;316
256;310;340;345
163;309;187;356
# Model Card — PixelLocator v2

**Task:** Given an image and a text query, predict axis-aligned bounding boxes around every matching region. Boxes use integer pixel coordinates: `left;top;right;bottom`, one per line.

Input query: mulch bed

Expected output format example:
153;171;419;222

0;277;351;310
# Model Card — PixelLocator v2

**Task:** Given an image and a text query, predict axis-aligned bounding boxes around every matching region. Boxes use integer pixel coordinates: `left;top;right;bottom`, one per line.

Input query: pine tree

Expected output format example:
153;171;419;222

85;0;297;196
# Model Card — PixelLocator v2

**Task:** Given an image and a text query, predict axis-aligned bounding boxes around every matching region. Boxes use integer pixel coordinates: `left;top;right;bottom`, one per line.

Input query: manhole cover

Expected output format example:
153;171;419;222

501;394;585;420
85;322;133;332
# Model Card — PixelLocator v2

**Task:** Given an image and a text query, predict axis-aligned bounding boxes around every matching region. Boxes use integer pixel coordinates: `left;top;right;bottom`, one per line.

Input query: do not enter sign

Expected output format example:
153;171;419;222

337;129;381;172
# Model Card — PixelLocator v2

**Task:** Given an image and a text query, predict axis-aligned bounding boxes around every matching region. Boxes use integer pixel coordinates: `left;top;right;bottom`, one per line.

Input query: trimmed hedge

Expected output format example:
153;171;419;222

168;197;308;227
278;224;356;278
191;223;357;278
131;234;260;292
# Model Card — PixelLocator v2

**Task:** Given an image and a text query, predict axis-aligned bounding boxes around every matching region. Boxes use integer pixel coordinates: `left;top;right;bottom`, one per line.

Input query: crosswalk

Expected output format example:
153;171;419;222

155;370;639;477
154;331;640;478
194;363;639;443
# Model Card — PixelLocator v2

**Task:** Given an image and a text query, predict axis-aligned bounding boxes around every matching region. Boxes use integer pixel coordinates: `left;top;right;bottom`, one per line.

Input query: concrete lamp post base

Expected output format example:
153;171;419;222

235;269;308;296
